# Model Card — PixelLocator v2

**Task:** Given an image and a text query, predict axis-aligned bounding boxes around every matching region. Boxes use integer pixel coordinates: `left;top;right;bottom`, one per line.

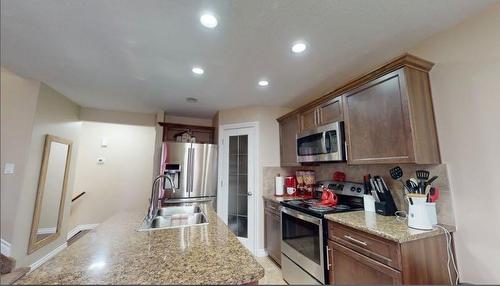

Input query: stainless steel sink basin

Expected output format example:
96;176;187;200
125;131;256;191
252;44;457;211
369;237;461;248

157;205;202;216
137;203;208;231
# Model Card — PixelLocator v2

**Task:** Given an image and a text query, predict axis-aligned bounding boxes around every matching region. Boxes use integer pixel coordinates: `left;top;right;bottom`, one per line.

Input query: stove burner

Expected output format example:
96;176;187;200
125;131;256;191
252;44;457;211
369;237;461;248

333;204;351;211
286;200;304;205
305;199;320;205
309;205;335;212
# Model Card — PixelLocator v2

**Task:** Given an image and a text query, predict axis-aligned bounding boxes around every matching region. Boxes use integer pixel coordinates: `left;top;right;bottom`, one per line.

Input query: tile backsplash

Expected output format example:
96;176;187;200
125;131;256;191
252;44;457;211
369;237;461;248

263;163;455;226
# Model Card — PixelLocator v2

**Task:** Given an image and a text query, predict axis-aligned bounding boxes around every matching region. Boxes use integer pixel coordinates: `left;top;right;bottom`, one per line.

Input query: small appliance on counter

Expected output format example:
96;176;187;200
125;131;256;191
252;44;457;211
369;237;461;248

284;175;297;196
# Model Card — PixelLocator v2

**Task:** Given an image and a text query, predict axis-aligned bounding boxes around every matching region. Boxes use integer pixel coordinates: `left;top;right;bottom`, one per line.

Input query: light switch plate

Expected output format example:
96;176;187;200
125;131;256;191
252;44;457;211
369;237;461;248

4;163;15;174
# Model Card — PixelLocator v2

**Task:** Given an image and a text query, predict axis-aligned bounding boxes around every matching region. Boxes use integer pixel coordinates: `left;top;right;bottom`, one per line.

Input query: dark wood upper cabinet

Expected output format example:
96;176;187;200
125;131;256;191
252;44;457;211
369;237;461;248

278;54;441;165
299;97;344;132
159;122;215;144
299;106;318;132
343;66;440;164
278;114;300;167
319;97;343;125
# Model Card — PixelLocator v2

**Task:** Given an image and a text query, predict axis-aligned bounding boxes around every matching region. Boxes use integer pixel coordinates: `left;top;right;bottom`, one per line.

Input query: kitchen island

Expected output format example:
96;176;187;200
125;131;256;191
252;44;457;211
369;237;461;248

17;204;264;285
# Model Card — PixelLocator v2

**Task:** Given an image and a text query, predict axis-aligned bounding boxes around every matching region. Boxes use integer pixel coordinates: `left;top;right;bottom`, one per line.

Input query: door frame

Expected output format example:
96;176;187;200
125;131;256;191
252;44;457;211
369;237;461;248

217;122;260;255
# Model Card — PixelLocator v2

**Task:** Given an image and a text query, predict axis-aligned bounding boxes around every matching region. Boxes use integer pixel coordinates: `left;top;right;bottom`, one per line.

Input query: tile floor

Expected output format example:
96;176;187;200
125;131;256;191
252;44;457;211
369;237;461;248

256;256;287;285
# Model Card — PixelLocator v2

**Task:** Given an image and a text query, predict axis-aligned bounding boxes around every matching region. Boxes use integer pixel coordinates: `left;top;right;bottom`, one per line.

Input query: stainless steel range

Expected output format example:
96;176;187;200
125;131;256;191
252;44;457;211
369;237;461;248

280;180;365;285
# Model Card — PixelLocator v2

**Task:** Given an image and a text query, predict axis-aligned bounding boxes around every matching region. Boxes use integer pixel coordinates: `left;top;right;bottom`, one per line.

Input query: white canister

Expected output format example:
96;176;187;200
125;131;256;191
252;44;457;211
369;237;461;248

275;175;284;196
408;203;433;230
363;195;376;213
426;202;437;226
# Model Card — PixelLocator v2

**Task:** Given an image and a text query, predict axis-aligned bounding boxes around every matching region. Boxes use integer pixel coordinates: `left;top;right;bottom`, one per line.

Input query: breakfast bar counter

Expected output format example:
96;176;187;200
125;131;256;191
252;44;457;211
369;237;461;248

16;204;264;285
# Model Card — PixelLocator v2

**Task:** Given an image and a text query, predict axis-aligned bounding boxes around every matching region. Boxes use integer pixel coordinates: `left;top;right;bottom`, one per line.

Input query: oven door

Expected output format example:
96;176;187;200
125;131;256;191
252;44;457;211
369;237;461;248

281;207;325;284
296;122;344;163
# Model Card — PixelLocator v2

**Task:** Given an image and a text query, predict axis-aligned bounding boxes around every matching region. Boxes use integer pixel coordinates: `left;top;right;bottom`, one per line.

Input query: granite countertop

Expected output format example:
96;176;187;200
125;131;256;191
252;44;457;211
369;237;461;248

325;211;455;243
17;204;264;285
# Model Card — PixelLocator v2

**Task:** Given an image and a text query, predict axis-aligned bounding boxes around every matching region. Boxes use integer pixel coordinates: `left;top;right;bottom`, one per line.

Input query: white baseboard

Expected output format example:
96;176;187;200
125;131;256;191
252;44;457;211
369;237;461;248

1;239;11;256
255;248;268;257
37;227;57;235
67;224;99;240
29;242;67;273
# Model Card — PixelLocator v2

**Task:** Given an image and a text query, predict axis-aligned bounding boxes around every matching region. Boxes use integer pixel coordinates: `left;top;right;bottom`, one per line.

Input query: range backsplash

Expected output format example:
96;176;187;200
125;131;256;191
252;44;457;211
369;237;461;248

263;163;455;226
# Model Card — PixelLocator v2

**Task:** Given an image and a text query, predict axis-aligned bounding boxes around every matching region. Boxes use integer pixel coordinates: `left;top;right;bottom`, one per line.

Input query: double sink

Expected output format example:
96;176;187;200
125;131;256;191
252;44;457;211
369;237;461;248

138;203;209;231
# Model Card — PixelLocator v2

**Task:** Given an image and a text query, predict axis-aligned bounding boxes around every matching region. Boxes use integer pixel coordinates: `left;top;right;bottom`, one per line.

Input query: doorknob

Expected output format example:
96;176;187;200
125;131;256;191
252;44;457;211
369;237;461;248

247;192;253;196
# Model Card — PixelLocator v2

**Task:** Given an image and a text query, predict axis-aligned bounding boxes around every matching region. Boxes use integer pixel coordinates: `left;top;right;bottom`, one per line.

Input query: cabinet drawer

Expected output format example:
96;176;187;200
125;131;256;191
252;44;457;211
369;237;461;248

264;200;281;215
330;240;402;285
328;221;401;270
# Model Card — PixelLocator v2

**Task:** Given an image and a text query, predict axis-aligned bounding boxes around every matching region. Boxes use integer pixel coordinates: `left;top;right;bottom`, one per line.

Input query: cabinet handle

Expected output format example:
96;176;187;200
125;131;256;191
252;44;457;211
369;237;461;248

345;141;349;162
344;235;368;247
326;245;332;270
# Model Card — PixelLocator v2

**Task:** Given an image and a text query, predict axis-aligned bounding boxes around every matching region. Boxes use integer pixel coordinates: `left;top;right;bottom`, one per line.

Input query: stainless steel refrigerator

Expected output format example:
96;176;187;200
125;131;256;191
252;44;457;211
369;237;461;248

161;142;217;203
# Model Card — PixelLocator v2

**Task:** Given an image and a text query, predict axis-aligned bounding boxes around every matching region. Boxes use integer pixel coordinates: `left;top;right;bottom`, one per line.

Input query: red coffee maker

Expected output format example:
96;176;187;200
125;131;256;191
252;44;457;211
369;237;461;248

284;176;297;196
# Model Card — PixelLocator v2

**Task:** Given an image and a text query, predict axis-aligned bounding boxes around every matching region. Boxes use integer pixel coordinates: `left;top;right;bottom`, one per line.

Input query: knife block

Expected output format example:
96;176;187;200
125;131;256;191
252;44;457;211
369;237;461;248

375;190;398;216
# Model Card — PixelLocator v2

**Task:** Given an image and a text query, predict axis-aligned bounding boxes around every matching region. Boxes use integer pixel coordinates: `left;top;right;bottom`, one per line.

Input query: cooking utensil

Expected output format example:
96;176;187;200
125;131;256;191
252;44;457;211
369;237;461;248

406;178;419;193
424;185;432;202
429;187;440;202
416;170;430;194
389;166;409;193
425;176;439;186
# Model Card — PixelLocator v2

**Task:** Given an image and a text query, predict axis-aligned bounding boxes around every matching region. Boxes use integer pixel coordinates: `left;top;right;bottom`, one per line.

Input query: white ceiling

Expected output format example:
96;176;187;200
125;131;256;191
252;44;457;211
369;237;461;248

1;0;496;118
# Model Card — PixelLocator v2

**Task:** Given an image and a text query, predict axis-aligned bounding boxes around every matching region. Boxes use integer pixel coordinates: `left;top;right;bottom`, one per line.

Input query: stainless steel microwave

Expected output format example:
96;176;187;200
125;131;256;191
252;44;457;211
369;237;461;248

296;121;345;163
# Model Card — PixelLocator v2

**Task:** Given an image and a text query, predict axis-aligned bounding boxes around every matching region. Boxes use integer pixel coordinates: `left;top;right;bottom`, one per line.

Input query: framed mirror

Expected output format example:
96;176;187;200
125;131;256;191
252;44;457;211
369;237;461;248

28;135;72;254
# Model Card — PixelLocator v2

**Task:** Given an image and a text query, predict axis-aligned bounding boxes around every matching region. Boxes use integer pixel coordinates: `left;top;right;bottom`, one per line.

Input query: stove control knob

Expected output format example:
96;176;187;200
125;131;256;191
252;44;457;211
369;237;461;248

356;187;362;193
339;184;344;190
350;186;356;192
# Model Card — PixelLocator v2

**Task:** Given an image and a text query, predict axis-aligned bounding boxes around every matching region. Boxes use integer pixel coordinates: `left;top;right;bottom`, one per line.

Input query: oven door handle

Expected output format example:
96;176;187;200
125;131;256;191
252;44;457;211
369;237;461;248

281;207;322;225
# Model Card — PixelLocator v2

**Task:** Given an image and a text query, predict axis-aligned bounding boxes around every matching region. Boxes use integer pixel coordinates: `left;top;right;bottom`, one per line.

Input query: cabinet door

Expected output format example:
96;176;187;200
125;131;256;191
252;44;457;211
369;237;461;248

299;107;318;132
319;97;343;125
343;69;414;164
265;210;281;265
330;241;401;285
279;115;300;166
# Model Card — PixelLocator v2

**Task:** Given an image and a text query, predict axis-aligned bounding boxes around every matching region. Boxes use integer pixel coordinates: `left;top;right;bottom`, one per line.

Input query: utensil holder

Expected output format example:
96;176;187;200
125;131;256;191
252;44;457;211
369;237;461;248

407;195;437;230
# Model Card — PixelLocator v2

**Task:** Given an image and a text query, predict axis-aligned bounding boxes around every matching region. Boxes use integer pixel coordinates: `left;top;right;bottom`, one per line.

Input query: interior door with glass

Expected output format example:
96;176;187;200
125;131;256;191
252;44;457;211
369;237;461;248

220;126;256;252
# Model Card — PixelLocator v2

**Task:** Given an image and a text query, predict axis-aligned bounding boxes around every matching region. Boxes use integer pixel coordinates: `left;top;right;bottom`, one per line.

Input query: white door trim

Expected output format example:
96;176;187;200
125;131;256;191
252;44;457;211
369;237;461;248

217;121;260;255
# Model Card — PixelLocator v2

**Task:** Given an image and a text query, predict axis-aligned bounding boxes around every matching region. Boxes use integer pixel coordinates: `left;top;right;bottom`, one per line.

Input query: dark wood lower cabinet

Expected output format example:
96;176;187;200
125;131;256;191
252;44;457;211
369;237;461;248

264;200;281;265
327;221;456;285
328;240;402;285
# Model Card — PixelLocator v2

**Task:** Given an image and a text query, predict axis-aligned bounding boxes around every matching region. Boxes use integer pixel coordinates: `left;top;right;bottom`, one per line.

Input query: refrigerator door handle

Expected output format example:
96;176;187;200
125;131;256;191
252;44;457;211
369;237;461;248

187;147;192;194
189;147;195;193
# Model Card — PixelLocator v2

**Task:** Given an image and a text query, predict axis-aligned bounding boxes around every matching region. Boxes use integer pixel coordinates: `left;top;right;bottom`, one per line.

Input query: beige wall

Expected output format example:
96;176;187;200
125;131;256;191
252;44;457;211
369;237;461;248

68;108;156;231
217;106;291;253
1;68;40;244
408;3;500;283
11;82;82;266
164;114;213;127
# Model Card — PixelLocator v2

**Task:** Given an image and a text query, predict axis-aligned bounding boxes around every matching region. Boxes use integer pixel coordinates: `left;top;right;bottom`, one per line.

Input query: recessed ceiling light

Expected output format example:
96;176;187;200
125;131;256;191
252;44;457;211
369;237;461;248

258;80;269;87
186;97;198;103
291;42;307;53
200;13;218;28
192;67;204;75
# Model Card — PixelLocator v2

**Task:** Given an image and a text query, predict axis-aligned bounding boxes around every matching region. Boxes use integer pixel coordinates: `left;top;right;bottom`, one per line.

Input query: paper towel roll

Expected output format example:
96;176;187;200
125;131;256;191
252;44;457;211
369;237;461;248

275;175;284;196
